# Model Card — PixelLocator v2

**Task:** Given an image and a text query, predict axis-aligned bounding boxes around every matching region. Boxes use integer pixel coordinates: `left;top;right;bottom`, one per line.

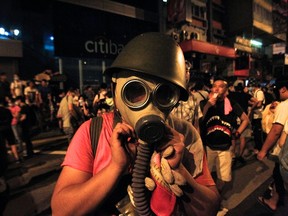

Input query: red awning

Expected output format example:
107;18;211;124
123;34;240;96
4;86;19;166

180;39;236;58
234;69;249;77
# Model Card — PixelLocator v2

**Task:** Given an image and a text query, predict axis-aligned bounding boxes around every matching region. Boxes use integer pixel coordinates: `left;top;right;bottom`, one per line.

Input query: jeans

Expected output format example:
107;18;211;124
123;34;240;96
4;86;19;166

63;127;75;143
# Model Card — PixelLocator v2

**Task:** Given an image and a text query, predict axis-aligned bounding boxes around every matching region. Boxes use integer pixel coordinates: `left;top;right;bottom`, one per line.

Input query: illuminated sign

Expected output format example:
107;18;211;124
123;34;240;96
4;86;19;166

235;36;252;53
85;38;124;55
53;2;158;58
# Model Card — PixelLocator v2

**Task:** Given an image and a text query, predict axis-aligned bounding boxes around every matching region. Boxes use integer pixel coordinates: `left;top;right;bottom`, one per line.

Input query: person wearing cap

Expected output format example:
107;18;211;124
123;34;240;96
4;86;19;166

51;32;220;216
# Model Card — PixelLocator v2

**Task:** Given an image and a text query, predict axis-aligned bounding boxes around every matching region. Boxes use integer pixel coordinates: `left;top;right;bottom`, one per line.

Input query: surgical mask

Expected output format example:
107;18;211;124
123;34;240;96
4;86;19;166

114;72;180;143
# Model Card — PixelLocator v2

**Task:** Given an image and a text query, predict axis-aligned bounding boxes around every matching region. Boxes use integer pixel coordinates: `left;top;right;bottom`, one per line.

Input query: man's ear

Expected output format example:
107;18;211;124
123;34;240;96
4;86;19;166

280;86;286;93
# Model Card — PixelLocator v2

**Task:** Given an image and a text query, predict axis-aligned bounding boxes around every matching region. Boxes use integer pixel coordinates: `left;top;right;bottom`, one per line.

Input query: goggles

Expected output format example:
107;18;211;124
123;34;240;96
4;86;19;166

121;79;180;110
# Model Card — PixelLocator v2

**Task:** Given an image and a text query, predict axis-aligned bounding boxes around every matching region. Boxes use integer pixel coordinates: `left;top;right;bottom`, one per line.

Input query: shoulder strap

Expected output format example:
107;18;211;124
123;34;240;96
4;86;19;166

90;116;103;157
90;112;122;157
198;91;206;100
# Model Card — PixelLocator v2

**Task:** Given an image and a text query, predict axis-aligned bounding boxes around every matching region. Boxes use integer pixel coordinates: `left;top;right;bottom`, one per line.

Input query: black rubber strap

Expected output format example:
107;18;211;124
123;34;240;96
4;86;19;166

90;112;122;157
90;116;103;157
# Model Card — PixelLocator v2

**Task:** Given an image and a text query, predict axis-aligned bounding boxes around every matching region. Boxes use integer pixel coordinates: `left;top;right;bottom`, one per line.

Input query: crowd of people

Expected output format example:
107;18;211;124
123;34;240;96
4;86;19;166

1;32;288;215
0;70;115;213
0;71;114;160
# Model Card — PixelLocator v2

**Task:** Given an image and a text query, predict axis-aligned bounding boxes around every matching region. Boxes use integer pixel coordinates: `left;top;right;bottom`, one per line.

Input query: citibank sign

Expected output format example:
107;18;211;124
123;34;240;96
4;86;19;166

85;37;124;56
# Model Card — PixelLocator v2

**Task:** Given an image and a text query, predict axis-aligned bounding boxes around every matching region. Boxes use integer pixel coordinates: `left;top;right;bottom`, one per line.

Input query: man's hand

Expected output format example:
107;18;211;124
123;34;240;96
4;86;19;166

257;150;267;161
205;93;218;108
156;125;185;169
110;122;137;174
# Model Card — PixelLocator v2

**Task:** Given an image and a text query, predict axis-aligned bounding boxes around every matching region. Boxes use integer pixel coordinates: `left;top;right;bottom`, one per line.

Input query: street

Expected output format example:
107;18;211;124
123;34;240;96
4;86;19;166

2;129;276;216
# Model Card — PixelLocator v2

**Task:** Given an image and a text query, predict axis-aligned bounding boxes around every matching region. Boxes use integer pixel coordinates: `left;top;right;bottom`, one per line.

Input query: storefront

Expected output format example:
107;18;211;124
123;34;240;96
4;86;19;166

180;39;236;82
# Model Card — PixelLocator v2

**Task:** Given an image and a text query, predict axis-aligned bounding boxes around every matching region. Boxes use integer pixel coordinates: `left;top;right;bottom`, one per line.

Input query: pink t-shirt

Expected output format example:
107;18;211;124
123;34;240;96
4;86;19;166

9;105;21;126
62;112;114;175
62;112;215;215
62;112;214;186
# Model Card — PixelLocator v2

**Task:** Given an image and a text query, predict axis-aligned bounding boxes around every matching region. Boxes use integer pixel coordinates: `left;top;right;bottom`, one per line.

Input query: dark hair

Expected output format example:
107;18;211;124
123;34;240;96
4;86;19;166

100;83;107;89
235;83;244;91
192;80;204;91
15;96;25;103
0;97;6;105
275;76;288;90
214;76;228;87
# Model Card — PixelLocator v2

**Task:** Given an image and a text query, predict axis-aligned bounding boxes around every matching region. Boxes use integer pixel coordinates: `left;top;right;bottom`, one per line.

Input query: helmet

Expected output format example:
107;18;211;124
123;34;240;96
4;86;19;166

104;32;188;101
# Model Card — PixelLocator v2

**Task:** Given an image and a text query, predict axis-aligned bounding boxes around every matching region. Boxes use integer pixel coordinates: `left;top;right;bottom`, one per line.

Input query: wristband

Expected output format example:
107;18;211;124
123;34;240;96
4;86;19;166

235;131;240;139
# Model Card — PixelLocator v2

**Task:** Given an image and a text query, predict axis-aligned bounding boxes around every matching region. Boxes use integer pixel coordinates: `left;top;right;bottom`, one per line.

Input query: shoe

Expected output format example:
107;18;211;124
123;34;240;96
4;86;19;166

257;196;276;213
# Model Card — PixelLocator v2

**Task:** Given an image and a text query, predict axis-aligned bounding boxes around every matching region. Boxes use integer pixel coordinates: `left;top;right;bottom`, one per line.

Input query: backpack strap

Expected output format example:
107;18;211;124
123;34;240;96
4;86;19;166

90;116;103;157
90;112;122;157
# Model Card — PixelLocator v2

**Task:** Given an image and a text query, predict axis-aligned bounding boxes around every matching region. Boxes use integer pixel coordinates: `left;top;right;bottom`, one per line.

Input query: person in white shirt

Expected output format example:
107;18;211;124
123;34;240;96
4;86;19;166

250;81;265;152
10;74;25;98
257;78;288;214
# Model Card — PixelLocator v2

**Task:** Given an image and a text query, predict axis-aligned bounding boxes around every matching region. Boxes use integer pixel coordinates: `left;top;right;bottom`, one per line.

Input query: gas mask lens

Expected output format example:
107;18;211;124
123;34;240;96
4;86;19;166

122;79;180;110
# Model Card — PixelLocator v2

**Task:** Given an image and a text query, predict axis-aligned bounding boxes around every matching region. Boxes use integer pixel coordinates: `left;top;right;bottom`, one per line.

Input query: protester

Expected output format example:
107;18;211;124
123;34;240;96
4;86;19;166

24;80;43;131
0;72;11;102
92;83;111;116
51;32;220;216
8;98;23;156
56;88;77;143
15;96;35;158
257;77;288;214
10;73;25;98
228;82;256;165
171;61;203;132
0;97;21;162
83;85;95;109
250;80;266;153
0;132;9;215
191;79;209;105
199;77;249;200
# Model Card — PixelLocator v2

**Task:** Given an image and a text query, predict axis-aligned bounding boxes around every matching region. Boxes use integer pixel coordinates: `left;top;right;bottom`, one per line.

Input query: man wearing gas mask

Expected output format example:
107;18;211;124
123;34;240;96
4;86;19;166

51;32;220;216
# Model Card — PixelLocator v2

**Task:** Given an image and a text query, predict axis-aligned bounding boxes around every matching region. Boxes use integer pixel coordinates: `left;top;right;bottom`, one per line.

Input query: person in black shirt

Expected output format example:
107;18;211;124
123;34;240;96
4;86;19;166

0;72;11;102
228;82;257;163
200;77;249;194
15;96;35;158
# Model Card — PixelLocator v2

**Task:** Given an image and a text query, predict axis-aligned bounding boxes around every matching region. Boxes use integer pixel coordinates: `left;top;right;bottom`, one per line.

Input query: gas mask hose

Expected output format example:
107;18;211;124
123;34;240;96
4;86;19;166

131;141;154;216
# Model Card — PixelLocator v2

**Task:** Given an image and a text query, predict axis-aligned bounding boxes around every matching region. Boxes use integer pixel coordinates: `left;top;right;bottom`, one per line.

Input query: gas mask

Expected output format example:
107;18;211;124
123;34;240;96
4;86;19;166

113;71;180;143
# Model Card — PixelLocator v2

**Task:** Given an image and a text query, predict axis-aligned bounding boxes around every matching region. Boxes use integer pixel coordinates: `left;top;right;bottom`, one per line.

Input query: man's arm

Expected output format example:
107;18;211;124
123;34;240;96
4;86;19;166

237;112;249;134
176;163;220;216
257;123;283;160
51;122;137;215
51;162;124;215
160;124;220;216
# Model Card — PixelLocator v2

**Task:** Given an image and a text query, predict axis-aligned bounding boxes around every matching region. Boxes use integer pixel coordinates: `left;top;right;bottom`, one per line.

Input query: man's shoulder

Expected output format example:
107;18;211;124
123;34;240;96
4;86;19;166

168;114;195;134
278;100;288;109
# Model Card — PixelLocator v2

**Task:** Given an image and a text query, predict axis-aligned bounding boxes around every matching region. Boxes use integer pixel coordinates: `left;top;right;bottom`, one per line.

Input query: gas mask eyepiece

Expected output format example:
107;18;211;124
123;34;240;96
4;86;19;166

121;79;180;110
